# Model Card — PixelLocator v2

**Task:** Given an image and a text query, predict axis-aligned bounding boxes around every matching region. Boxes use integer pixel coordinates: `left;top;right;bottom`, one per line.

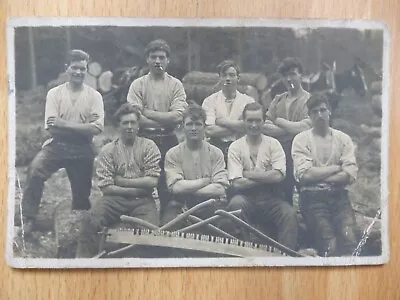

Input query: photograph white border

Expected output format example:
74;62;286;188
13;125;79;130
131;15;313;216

5;17;391;269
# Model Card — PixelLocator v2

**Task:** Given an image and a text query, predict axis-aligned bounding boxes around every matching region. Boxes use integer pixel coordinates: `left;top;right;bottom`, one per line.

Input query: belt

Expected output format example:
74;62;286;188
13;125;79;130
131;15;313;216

299;183;344;193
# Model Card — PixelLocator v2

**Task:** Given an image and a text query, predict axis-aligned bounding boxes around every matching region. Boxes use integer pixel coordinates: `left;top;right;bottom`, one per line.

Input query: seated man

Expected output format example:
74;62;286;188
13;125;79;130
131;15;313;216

292;93;358;257
202;60;255;161
227;102;298;250
76;103;161;258
161;104;229;230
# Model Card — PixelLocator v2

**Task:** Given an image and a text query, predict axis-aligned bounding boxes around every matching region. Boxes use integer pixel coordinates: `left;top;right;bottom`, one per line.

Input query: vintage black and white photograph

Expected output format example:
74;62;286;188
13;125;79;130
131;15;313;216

6;18;389;268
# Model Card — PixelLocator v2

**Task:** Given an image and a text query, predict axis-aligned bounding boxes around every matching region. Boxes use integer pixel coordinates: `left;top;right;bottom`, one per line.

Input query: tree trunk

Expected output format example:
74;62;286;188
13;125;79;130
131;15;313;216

28;27;37;89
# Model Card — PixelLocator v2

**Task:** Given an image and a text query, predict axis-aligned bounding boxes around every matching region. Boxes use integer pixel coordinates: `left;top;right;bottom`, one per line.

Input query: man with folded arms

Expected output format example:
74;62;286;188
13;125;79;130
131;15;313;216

292;93;358;256
227;102;298;250
76;103;161;258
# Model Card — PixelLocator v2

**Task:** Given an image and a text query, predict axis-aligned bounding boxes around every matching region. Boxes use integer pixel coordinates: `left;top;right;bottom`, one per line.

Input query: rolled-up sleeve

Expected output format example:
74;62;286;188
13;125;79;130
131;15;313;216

202;96;216;126
211;148;229;188
270;138;286;177
227;143;244;181
96;146;115;189
340;134;358;183
291;133;313;182
143;140;162;178
169;81;187;117
126;79;144;111
164;148;184;189
90;91;105;132
44;89;58;130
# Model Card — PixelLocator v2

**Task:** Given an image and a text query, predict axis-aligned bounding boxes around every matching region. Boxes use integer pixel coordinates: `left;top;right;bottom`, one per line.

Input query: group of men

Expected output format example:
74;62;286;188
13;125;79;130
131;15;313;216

20;39;359;258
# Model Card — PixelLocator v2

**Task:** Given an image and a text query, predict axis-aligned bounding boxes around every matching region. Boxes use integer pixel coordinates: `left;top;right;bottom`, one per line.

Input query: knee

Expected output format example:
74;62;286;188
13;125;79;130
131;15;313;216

279;204;298;226
228;195;248;210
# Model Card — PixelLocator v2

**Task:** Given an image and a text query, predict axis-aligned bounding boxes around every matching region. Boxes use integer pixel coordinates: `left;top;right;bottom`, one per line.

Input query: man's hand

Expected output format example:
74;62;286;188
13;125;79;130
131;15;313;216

89;113;99;123
274;117;286;127
47;116;69;128
142;108;154;118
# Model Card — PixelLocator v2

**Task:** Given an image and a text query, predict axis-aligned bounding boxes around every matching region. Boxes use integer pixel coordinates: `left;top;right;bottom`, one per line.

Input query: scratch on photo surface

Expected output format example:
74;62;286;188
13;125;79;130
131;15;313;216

352;208;382;256
15;169;27;254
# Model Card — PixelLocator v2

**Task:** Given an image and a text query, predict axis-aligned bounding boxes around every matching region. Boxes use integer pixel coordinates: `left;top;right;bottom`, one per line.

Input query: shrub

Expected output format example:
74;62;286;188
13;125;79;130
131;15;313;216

15;125;50;166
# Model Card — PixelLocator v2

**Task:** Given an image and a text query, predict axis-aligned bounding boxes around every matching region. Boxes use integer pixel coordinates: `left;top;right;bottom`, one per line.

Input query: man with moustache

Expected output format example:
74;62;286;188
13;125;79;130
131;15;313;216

20;49;105;234
127;39;188;219
262;57;311;206
292;93;358;257
202;60;255;161
76;103;161;258
227;102;298;250
161;104;229;230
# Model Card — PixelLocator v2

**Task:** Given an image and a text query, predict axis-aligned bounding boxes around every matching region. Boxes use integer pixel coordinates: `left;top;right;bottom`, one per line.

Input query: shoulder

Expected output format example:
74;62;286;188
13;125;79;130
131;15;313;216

293;129;312;144
202;91;220;106
166;73;184;86
98;139;117;158
237;91;255;103
46;83;65;99
166;143;182;160
229;137;245;152
207;142;225;158
137;136;160;152
130;74;148;87
262;135;282;148
332;129;353;143
84;84;102;99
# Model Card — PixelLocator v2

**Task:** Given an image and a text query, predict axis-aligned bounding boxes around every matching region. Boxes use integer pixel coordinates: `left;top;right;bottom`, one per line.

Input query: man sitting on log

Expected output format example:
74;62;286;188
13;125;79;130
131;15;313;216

75;103;161;258
161;104;229;230
292;93;359;257
227;102;299;251
20;50;104;234
202;60;255;161
261;57;311;206
126;39;188;221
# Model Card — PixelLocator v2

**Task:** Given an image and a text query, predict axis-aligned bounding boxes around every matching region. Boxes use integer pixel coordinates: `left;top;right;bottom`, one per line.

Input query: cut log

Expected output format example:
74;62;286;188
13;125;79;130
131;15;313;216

84;73;98;90
98;70;114;93
88;61;102;77
182;71;219;85
184;83;259;105
239;73;268;91
370;81;382;95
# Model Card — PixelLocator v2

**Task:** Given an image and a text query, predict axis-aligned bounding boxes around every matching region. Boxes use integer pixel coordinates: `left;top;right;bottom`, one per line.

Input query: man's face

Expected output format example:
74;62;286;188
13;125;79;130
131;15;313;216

119;113;140;141
183;116;205;142
220;66;239;90
281;68;302;92
66;60;88;85
309;102;331;128
146;50;169;75
244;109;264;137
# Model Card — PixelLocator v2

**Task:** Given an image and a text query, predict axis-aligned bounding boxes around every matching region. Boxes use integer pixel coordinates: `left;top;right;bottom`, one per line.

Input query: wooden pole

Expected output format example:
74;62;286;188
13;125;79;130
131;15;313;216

27;27;37;89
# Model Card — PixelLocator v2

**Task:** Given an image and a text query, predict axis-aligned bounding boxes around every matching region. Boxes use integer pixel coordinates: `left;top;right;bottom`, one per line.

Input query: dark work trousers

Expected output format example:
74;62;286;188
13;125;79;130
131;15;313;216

21;140;95;221
227;186;299;251
75;195;158;258
139;129;178;219
299;188;359;257
279;139;297;206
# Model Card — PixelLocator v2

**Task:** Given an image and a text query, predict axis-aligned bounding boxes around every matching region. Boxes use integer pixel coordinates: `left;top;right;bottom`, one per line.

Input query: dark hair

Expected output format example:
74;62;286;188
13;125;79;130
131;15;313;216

242;102;265;120
182;103;207;123
144;39;171;58
277;57;304;75
113;103;142;124
306;92;331;113
66;49;90;66
217;60;241;76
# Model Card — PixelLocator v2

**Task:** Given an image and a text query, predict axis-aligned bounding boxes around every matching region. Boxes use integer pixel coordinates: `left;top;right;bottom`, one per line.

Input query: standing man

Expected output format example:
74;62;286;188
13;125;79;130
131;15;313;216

76;103;161;258
161;104;229;230
227;102;298;250
292;93;358;257
262;57;312;205
127;39;188;218
21;50;104;234
202;60;255;161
